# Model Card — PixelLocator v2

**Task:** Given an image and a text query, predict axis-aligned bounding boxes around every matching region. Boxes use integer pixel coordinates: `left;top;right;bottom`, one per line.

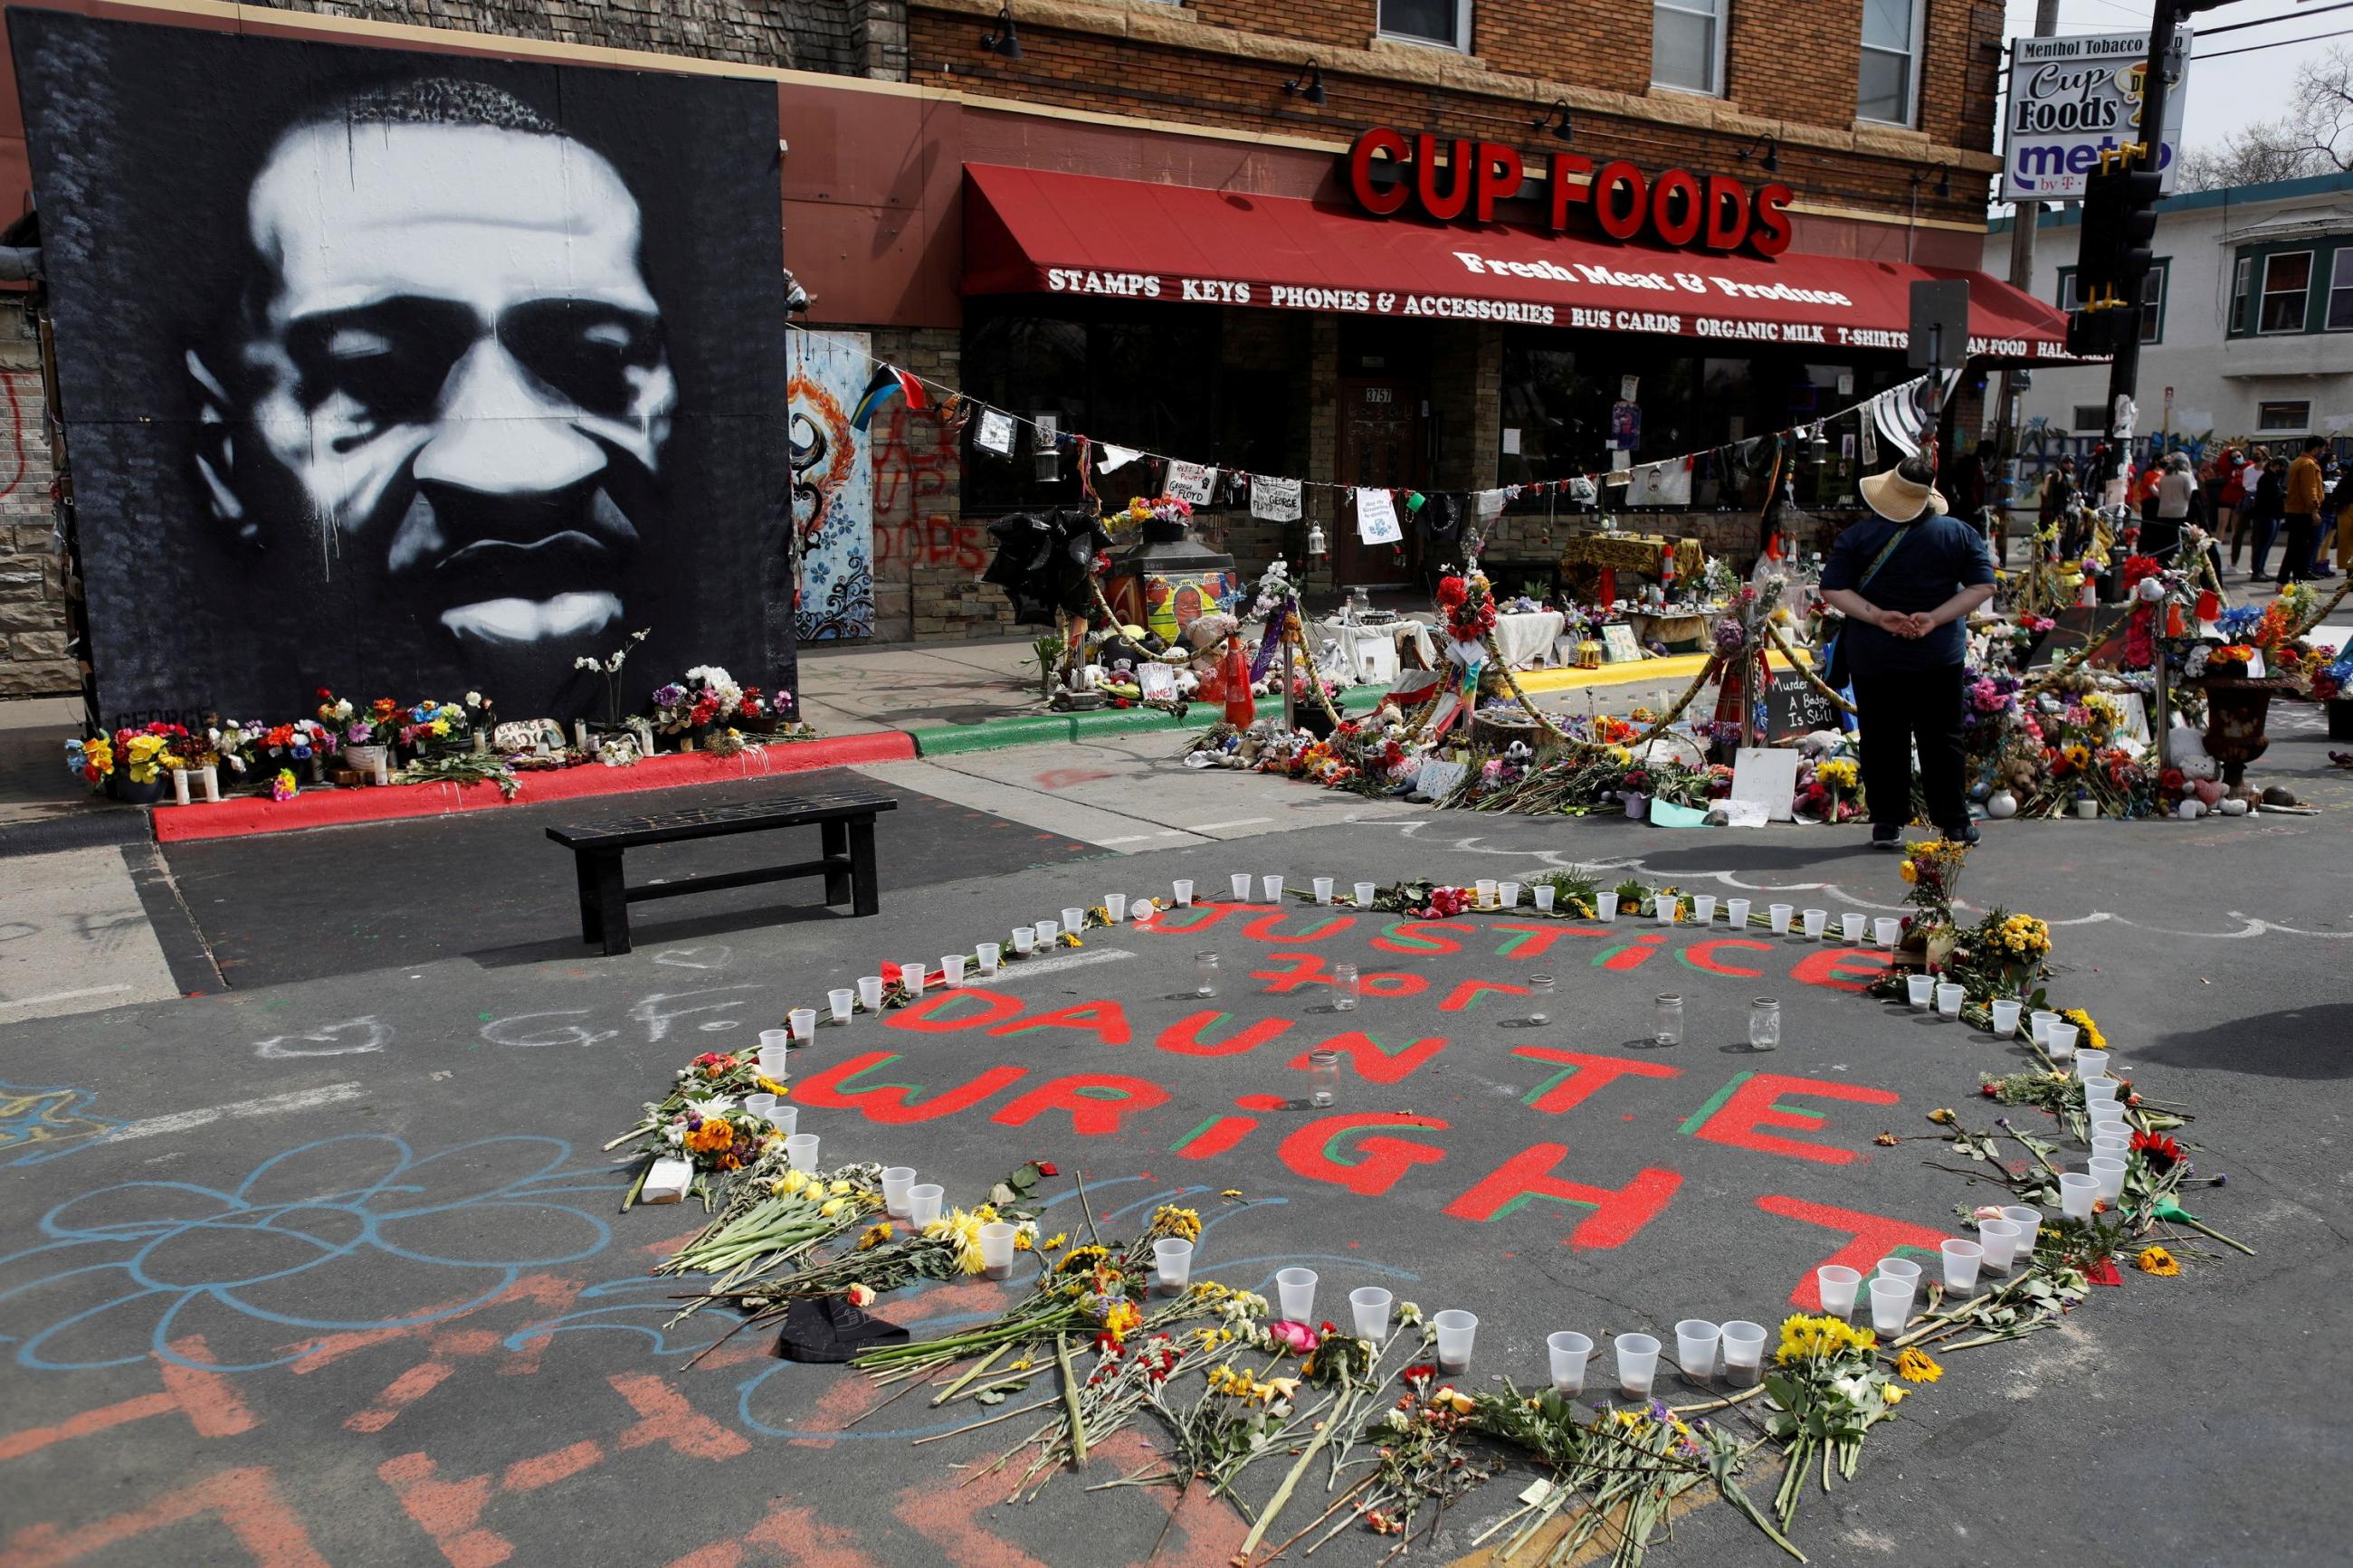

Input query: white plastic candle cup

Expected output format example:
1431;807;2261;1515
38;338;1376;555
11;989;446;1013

1907;974;1936;1009
2003;1206;2043;1258
1726;898;1751;927
1354;881;1377;907
1534;884;1558;913
1936;983;1965;1017
1940;1239;1984;1292
785;1133;820;1173
976;943;1002;977
1173;879;1196;908
170;769;191;807
1034;921;1058;947
1230;873;1253;901
744;1093;777;1124
905;1183;944;1230
1840;912;1866;942
1313;877;1335;906
1062;907;1085;936
2046;1023;2080;1060
1615;1334;1662;1400
760;1026;792;1054
766;1104;798;1139
1261;876;1285;903
1275;1267;1318;1323
757;1048;791;1084
1151;1238;1194;1293
2089;1156;2129;1202
1802;908;1829;938
1548;1331;1595;1394
881;1167;918;1218
2029;1010;2058;1046
1872;1257;1922;1293
1011;927;1036;956
1769;903;1795;933
1975;1218;2021;1274
2091;1126;2129;1152
2083;1079;2120;1107
939;955;967;988
979;1222;1018;1279
1816;1265;1862;1320
1673;1319;1720;1384
828;988;855;1022
1991;998;2023;1035
2075;1050;2111;1081
901;963;929;999
1433;1309;1479;1373
1869;1277;1915;1335
1133;896;1156;924
1655;896;1680;926
1874;917;1902;946
1596;891;1620;921
1719;1320;1768;1386
790;1007;819;1041
1349;1286;1393;1340
2091;1116;2130;1145
1476;879;1499;907
1106;893;1129;923
1500;881;1523;909
1692;894;1718;924
2058;1172;2100;1219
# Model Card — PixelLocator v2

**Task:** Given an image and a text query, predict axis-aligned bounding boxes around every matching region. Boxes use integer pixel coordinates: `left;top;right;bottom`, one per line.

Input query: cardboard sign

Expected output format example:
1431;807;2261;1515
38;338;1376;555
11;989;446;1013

1355;488;1403;545
1138;661;1177;701
1415;758;1469;800
1731;746;1802;822
1250;475;1302;522
1167;461;1218;504
1601;623;1643;663
1718;798;1772;828
1764;664;1839;742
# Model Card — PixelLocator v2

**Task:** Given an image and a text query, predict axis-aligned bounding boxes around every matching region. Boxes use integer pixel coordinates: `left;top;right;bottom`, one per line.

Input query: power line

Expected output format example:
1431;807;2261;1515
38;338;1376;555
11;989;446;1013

2196;2;2353;39
2192;25;2353;60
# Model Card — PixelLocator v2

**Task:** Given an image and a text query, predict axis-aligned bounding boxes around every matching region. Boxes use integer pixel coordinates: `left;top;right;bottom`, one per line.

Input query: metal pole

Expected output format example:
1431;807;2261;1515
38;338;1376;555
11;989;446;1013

1281;603;1298;733
1992;0;2062;563
2106;1;2180;436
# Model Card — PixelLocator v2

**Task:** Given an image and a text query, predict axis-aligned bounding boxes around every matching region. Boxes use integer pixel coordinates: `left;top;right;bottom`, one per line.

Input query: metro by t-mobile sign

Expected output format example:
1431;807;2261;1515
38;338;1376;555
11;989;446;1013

1346;128;1796;259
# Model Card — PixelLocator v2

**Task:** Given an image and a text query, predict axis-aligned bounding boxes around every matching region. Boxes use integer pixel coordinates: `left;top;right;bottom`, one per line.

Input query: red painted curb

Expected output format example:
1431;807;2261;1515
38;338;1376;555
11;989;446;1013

150;731;917;842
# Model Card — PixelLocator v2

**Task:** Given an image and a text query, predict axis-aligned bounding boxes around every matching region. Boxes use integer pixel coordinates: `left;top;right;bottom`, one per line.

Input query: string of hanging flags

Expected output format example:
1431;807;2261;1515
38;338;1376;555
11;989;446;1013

826;329;1957;534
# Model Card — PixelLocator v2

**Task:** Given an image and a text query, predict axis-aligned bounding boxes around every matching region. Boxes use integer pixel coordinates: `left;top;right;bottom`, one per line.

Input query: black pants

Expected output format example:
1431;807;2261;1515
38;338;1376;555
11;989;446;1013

2277;513;2317;584
1850;664;1967;834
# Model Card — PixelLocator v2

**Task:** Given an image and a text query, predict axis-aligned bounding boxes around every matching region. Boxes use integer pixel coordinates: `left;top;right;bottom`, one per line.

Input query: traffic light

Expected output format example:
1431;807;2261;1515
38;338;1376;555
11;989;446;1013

2073;142;2164;329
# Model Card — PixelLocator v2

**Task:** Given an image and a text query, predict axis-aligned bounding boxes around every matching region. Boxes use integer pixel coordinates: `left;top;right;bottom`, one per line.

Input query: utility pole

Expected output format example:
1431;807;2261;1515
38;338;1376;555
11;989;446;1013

1993;0;2062;562
2101;4;2184;439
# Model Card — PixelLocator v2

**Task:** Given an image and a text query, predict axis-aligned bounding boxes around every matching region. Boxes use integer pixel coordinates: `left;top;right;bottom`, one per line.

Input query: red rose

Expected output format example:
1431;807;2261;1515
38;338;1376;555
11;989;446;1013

1435;576;1469;610
1035;1161;1060;1176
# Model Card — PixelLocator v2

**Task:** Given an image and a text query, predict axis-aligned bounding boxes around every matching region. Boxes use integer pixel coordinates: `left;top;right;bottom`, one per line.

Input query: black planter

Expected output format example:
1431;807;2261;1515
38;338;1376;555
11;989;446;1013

105;774;169;804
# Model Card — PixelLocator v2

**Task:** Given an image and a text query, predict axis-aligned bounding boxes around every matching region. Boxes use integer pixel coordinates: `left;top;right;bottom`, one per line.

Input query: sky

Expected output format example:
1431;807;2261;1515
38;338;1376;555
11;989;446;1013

1999;0;2346;155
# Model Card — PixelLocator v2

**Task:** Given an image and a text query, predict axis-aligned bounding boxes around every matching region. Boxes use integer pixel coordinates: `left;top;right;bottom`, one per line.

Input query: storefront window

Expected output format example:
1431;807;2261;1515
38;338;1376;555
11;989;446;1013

1379;0;1469;50
1652;0;1725;96
961;300;1225;511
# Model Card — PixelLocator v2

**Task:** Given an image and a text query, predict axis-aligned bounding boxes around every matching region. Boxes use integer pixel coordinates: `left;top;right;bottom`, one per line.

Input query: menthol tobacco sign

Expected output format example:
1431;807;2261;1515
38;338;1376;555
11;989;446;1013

2002;30;2192;203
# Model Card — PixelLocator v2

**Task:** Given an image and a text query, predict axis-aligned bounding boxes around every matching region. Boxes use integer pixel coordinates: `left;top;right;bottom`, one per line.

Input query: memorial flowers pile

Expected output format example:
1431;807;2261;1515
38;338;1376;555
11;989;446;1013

605;1049;789;1207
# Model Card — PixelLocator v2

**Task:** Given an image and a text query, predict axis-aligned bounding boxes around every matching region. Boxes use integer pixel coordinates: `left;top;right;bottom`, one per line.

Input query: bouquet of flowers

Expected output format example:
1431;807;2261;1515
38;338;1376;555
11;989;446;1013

650;666;784;736
605;1049;789;1208
1761;1314;1902;1529
1435;573;1500;646
64;733;113;788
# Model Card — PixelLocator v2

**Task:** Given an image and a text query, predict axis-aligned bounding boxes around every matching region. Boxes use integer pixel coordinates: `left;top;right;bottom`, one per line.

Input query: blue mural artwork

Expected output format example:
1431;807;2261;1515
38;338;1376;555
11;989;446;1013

0;1081;125;1167
0;1135;620;1372
790;330;878;642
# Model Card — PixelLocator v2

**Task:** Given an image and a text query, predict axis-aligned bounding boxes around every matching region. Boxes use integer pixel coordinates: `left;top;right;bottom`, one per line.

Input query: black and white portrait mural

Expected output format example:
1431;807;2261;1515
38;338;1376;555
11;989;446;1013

10;12;795;725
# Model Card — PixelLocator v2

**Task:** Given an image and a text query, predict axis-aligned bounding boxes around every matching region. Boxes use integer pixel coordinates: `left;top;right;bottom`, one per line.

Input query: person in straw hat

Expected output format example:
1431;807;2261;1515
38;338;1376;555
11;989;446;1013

1818;452;1996;849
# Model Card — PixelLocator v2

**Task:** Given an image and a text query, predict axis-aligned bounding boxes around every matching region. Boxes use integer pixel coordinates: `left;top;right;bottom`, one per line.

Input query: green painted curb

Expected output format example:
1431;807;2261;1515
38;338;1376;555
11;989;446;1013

909;716;1073;755
1068;708;1207;740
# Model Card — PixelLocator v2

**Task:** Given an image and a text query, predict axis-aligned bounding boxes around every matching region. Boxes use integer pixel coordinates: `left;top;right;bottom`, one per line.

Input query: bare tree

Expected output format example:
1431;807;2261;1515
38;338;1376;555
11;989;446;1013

2177;45;2353;191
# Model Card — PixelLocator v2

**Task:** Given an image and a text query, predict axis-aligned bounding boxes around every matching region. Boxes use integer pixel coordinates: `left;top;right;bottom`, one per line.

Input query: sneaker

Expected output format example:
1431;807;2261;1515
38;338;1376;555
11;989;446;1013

1939;822;1982;846
1870;828;1904;851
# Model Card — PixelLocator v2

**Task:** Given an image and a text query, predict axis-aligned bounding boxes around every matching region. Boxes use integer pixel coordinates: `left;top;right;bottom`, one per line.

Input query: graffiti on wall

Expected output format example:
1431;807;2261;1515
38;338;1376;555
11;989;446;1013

12;12;795;721
789;331;876;641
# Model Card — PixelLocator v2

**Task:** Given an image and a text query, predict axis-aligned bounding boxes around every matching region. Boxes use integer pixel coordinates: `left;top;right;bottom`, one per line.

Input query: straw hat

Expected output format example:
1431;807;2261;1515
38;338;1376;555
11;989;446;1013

1859;459;1948;523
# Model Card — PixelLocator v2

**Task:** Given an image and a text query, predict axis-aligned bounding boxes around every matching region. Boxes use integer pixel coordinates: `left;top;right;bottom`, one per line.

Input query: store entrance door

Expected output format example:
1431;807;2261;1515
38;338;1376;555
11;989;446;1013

1335;377;1421;587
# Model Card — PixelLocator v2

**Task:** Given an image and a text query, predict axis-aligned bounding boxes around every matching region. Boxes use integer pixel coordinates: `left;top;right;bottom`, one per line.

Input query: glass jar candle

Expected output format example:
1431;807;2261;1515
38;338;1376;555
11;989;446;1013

1195;952;1220;997
1329;964;1359;1012
1653;993;1683;1047
1748;997;1781;1050
1308;1048;1340;1107
1527;973;1556;1025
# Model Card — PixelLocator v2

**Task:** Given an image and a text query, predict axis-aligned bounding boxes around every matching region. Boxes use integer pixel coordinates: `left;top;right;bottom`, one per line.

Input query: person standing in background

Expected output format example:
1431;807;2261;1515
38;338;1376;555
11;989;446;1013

2278;437;2327;589
2248;454;2287;580
2148;451;2196;563
2329;458;2353;575
2215;446;2247;564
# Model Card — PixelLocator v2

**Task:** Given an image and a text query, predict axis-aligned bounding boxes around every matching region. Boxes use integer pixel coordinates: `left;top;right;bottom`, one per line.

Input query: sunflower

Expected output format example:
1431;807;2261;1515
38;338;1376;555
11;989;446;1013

2136;1245;2181;1277
1893;1347;1942;1383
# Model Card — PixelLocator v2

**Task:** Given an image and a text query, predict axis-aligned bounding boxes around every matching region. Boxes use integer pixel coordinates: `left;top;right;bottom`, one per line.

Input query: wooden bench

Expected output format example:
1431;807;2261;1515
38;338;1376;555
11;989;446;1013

546;787;897;956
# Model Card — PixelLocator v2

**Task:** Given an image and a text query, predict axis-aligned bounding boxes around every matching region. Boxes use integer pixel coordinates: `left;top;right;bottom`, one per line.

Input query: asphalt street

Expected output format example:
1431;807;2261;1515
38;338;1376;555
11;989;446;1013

0;730;2347;1566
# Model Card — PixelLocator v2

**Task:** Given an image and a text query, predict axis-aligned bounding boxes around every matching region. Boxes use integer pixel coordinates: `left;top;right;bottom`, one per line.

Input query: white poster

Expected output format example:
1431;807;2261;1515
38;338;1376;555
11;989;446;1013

1138;661;1177;700
1731;746;1803;823
1167;461;1218;504
976;407;1015;455
1250;475;1303;522
1601;623;1643;663
1628;461;1691;508
1355;488;1403;545
2002;30;2193;202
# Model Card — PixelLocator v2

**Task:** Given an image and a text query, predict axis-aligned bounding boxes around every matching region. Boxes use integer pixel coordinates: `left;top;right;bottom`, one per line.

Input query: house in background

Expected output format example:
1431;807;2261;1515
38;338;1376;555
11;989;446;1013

1986;169;2353;479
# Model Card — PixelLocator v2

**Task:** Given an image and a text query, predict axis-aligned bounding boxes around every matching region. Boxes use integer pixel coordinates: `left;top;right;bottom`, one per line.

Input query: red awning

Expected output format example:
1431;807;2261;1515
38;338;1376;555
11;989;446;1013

963;164;2069;359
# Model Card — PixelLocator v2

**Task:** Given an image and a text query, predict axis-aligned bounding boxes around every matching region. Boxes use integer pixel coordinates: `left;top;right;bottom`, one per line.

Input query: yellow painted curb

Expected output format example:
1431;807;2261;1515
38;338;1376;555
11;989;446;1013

1511;647;1812;696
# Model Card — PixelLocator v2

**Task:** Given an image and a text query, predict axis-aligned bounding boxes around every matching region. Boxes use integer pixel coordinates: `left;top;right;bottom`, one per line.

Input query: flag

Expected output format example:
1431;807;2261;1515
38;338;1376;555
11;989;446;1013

850;364;929;431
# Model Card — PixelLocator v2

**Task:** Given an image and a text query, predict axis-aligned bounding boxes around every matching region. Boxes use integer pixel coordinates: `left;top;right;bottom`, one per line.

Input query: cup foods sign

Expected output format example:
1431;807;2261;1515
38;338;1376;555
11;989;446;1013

2002;30;2191;202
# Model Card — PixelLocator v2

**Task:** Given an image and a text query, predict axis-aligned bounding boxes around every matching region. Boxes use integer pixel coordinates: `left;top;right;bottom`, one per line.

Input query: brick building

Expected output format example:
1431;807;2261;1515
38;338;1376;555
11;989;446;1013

0;0;2062;703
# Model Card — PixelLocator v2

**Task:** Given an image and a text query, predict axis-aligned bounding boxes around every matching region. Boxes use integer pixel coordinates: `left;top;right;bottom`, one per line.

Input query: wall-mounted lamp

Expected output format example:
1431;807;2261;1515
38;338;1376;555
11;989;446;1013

1529;100;1574;142
978;5;1022;60
1736;133;1780;175
1283;60;1326;106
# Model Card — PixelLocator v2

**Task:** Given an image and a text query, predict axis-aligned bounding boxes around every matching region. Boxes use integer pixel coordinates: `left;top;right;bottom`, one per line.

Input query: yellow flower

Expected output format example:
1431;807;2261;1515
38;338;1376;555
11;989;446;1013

856;1223;891;1251
2137;1245;2180;1277
1927;1108;1956;1126
1893;1347;1942;1383
1433;1388;1474;1415
1883;1384;1907;1407
1041;1231;1068;1250
778;1168;809;1196
829;1180;853;1197
1900;860;1919;884
1150;1204;1203;1242
756;1076;787;1096
2062;1008;2107;1052
819;1198;845;1218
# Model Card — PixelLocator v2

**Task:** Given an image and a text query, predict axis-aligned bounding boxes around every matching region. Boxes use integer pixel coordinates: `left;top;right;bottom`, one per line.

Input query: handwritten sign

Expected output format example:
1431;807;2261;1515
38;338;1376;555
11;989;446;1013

1764;665;1839;743
1355;488;1403;546
1167;461;1218;504
1251;475;1302;523
1602;624;1643;663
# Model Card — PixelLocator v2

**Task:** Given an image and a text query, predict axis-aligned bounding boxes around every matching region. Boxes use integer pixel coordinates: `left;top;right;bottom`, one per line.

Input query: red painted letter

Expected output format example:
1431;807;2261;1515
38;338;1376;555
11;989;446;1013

1279;1113;1449;1197
1791;947;1893;993
1691;1072;1900;1165
990;1073;1169;1137
987;999;1131;1046
1756;1194;1958;1307
1682;938;1773;978
794;1051;1025;1124
1291;1030;1447;1084
1511;1047;1681;1114
1157;1011;1293;1058
1445;1143;1681;1249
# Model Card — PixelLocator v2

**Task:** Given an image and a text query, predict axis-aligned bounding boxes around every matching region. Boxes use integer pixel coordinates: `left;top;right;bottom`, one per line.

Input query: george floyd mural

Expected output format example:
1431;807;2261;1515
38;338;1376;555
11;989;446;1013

9;10;796;727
